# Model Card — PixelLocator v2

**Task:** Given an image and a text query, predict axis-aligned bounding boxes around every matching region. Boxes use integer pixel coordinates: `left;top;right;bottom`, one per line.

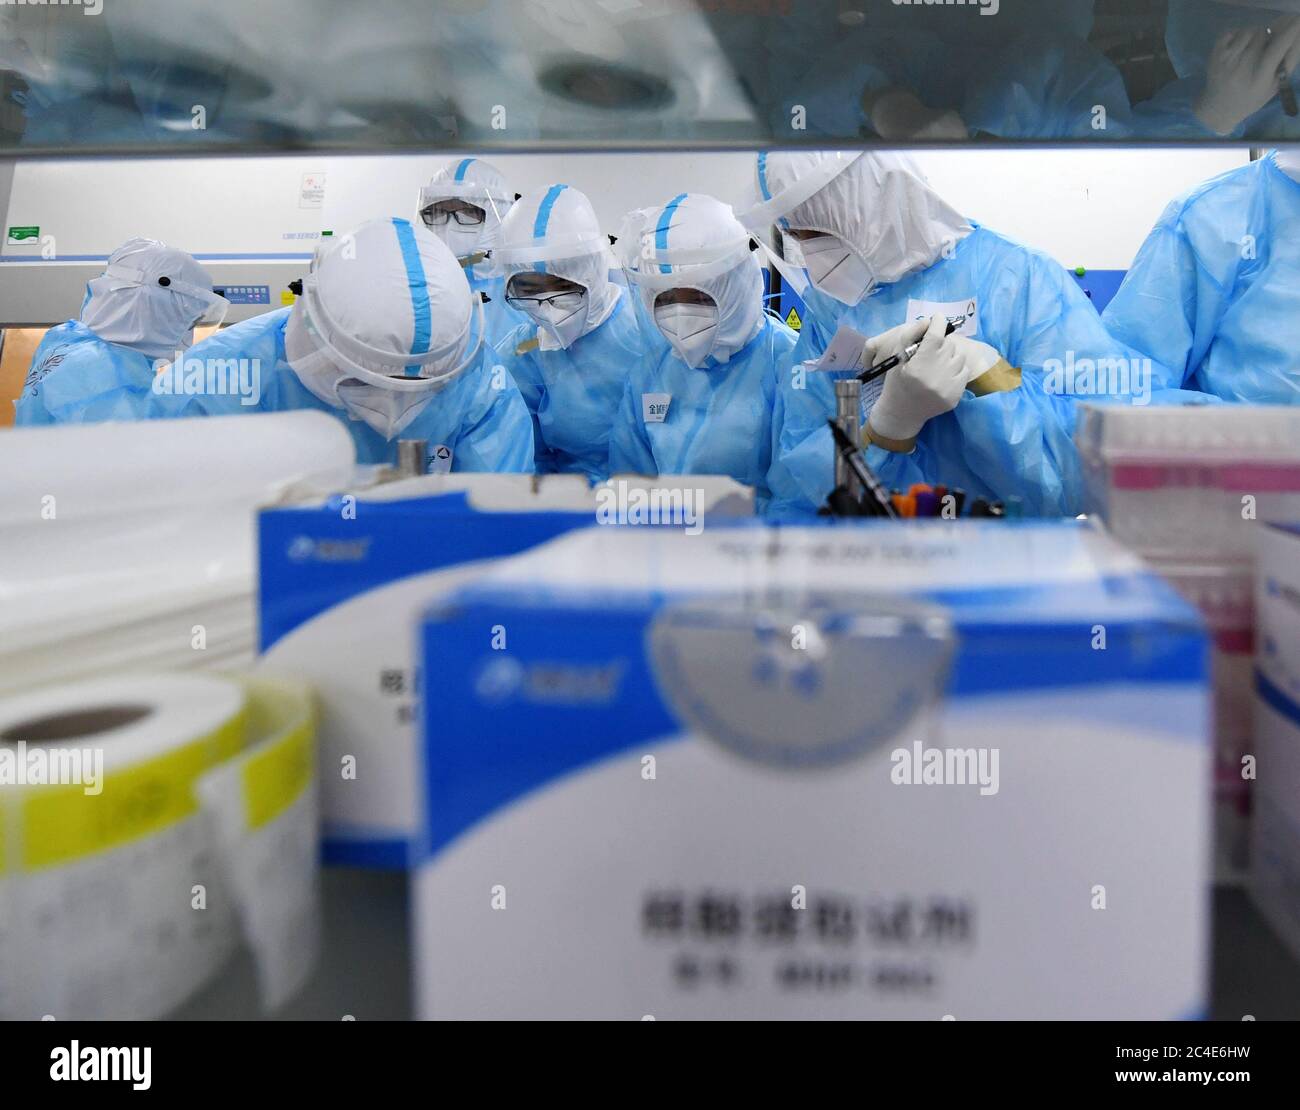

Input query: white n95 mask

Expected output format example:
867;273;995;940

432;221;486;262
799;234;874;306
655;302;721;369
335;381;435;440
521;292;591;351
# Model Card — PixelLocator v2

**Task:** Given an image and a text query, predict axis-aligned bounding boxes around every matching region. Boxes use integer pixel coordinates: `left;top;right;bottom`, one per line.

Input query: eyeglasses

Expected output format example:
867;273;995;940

505;289;586;311
420;204;486;228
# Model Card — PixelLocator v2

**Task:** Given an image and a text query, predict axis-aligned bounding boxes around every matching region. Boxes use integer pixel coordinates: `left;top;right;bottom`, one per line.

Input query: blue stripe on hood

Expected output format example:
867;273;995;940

392;218;433;376
654;193;689;274
532;184;569;274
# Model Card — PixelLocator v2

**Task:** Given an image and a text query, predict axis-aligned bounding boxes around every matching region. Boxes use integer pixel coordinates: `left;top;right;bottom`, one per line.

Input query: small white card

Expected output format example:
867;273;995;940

905;297;978;337
426;444;454;474
642;393;671;424
813;324;870;374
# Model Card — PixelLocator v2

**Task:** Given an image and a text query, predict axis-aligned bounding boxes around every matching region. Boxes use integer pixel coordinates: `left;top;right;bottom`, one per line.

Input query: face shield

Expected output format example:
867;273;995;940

738;151;972;307
495;183;619;351
285;217;485;439
417;157;515;271
618;193;764;370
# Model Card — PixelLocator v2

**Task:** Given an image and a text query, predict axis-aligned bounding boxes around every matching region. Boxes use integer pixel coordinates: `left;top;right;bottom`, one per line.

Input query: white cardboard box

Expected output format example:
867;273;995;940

416;522;1211;1019
1251;523;1300;961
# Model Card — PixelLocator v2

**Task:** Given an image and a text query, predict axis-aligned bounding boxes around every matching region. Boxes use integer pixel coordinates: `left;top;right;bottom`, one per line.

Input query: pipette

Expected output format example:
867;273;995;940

826;419;898;518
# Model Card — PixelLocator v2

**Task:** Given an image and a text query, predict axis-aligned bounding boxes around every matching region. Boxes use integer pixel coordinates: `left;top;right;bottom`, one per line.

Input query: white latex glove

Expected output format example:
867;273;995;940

863;317;930;368
866;87;970;141
950;335;1003;384
866;314;967;443
1195;18;1300;136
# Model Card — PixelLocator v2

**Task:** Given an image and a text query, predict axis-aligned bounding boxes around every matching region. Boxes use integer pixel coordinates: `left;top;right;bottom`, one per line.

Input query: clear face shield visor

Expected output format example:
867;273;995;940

295;269;485;401
735;152;865;300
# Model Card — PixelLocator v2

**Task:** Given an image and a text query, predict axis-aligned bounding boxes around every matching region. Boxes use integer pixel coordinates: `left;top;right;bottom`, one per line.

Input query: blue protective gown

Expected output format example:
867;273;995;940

767;224;1159;520
494;291;647;482
609;315;796;511
1142;0;1300;141
15;321;159;426
757;2;1125;141
1102;154;1300;406
466;265;532;352
156;307;534;472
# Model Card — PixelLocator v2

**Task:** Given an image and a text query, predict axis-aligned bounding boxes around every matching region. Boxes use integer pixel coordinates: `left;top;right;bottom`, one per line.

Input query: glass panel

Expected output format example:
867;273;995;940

1;0;1298;153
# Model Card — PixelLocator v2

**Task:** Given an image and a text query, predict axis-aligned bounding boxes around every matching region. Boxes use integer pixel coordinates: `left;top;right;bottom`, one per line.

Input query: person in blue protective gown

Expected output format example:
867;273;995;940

417;157;531;351
1102;150;1300;405
749;0;1132;142
609;193;795;512
492;184;646;481
155;217;533;474
746;151;1181;521
16;237;227;425
1136;2;1300;140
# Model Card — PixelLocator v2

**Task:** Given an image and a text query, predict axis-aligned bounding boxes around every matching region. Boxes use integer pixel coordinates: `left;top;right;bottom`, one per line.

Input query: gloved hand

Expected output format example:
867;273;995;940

866;314;967;445
865;87;970;141
1195;18;1300;136
950;335;1003;384
862;317;930;368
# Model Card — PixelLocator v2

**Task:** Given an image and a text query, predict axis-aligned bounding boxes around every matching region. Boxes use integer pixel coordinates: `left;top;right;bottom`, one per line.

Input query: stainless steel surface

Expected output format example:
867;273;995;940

835;378;863;499
396;440;427;479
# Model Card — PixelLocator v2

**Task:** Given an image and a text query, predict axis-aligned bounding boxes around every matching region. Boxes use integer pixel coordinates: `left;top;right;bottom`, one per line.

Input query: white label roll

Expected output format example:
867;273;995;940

0;673;319;1019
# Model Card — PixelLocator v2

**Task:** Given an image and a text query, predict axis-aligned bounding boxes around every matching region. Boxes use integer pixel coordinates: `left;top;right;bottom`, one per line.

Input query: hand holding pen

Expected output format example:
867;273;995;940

859;315;967;384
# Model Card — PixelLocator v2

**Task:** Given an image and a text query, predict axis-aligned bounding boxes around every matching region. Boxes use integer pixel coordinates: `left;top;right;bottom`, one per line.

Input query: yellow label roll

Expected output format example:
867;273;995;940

0;673;318;1019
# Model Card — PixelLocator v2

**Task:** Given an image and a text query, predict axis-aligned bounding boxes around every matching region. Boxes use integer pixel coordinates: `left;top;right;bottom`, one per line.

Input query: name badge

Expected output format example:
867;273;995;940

642;393;671;424
906;297;979;337
426;444;454;474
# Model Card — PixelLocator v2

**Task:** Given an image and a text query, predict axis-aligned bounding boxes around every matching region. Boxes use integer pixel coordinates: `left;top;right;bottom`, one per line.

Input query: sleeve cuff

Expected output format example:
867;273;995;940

967;359;1022;396
861;423;917;454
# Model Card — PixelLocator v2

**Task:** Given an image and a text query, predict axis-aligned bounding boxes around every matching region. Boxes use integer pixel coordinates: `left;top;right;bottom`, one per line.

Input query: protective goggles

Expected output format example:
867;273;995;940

419;203;487;228
504;283;587;312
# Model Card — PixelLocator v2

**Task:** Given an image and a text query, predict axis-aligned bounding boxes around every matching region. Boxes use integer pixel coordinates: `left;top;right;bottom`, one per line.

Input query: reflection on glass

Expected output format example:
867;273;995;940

0;0;1298;152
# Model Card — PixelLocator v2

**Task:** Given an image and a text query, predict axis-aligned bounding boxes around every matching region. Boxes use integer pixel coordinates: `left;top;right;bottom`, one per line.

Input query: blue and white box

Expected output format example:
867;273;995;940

258;475;597;867
258;474;755;867
415;522;1211;1019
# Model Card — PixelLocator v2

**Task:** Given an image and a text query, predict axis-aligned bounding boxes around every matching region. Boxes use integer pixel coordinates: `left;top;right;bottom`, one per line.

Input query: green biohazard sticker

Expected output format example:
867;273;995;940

7;226;39;245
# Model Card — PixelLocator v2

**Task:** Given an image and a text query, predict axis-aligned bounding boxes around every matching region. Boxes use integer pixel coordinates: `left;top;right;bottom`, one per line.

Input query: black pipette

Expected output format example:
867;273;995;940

857;316;966;385
826;419;898;519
